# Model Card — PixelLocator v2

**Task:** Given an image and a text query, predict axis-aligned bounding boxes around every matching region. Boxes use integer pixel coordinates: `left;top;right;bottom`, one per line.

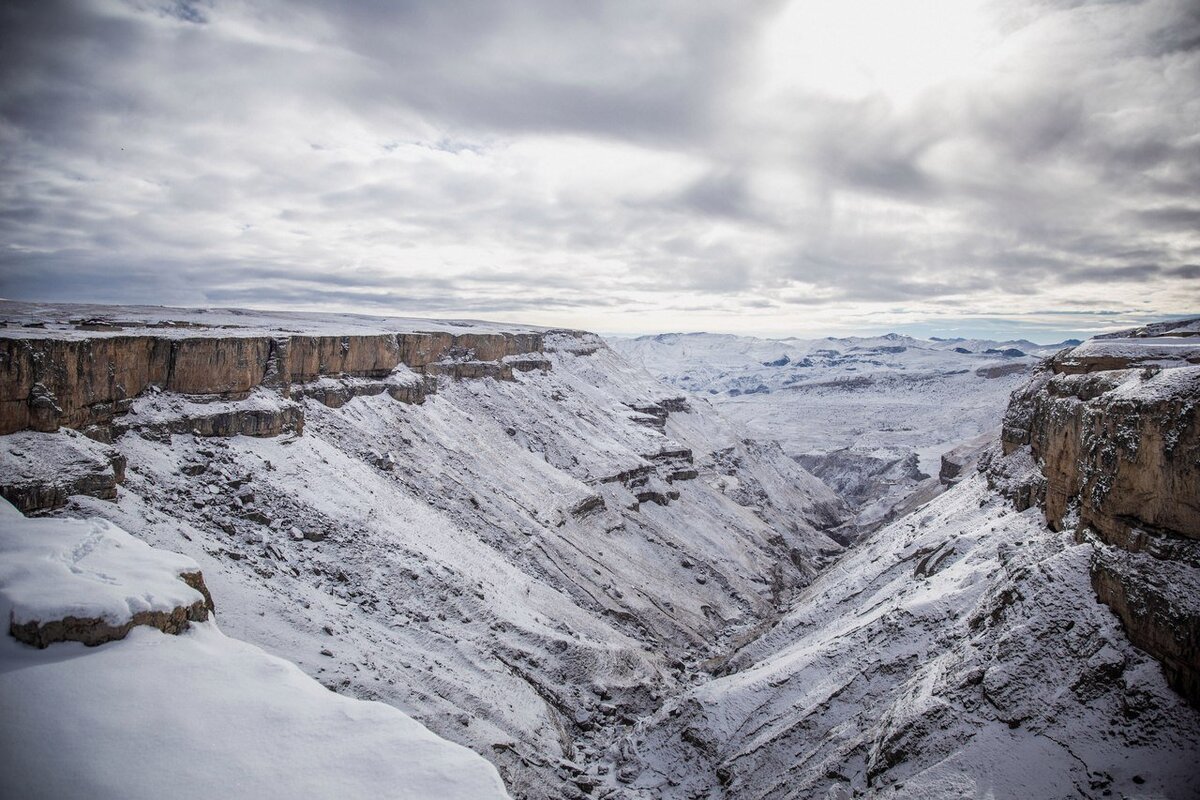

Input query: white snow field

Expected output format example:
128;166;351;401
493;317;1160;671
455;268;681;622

0;499;509;800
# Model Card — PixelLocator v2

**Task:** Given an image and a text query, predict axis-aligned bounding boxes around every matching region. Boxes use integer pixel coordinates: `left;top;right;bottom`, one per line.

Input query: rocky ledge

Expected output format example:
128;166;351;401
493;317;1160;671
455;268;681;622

984;318;1200;706
0;500;216;648
0;429;126;513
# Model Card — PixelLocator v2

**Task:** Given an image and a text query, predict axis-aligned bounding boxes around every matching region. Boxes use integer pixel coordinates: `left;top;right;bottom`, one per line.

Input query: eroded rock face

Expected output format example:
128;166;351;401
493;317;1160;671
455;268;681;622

999;361;1199;544
0;430;127;513
0;330;556;437
116;403;306;439
987;330;1200;706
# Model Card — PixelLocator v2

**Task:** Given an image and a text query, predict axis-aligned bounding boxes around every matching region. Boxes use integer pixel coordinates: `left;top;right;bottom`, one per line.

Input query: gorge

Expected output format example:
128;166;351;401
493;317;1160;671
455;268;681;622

0;302;1197;799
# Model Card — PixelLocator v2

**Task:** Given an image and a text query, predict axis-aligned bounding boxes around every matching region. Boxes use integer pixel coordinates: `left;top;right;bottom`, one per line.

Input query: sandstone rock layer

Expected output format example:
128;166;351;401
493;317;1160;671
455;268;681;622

988;330;1200;707
0;330;553;437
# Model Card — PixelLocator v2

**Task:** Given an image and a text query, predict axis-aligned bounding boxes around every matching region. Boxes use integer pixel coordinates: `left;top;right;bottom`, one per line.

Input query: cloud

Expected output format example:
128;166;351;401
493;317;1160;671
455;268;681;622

0;0;1196;337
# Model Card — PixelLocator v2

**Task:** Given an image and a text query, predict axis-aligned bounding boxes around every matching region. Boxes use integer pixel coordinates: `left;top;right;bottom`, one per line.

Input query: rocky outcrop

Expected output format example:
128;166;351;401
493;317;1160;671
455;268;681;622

0;330;555;438
114;400;306;440
1090;548;1200;706
293;373;437;409
938;431;996;487
10;569;214;648
997;362;1199;544
1;503;218;648
986;327;1200;706
624;397;690;431
0;429;126;513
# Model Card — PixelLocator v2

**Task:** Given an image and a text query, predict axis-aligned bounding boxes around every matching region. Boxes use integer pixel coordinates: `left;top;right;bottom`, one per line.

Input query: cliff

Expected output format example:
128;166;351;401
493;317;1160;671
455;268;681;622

986;319;1200;705
0;329;552;438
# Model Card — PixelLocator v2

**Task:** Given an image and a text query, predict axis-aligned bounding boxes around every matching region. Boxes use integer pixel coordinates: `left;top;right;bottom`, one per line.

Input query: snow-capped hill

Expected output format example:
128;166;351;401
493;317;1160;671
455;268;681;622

0;499;509;800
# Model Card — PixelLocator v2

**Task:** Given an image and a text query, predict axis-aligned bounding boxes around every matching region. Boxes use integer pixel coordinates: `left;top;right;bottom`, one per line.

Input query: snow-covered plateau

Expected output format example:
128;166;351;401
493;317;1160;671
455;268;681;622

0;302;1197;799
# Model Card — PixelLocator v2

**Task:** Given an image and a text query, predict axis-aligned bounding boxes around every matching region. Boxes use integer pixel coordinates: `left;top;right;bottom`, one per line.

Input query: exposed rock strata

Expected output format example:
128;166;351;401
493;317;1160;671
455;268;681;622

986;330;1200;706
0;330;559;437
939;431;996;487
0;429;127;513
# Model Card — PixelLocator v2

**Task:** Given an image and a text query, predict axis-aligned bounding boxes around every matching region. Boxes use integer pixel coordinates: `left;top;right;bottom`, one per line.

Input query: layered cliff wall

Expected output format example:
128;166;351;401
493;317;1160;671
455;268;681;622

985;320;1200;706
0;329;551;438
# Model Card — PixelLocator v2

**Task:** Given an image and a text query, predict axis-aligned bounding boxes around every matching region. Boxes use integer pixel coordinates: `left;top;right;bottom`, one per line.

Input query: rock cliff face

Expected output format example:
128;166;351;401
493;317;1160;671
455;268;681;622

0;328;553;439
987;321;1200;706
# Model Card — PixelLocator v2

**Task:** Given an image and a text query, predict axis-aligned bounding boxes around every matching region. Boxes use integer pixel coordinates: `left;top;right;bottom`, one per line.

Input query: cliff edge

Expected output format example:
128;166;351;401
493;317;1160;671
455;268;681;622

986;317;1200;705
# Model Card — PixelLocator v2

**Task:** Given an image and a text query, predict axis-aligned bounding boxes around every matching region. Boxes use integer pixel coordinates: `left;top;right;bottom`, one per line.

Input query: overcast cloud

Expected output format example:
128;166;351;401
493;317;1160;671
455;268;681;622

0;0;1197;339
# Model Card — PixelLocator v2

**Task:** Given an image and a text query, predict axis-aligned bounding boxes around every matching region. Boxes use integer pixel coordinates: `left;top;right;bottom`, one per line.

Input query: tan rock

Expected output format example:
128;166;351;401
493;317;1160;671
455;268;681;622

10;570;215;649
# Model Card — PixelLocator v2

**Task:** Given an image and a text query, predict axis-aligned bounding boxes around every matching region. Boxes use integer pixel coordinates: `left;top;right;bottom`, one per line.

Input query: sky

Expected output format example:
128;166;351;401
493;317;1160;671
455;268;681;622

0;0;1197;342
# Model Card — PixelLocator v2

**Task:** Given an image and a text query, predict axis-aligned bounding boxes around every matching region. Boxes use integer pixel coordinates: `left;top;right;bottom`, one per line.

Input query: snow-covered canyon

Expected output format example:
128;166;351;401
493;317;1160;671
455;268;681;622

1;303;1197;799
611;332;1074;536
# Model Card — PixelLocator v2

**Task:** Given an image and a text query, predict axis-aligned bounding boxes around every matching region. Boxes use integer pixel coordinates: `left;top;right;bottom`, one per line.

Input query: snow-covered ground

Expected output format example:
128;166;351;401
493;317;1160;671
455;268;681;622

2;326;845;799
620;474;1200;798
0;499;509;800
0;299;549;339
612;332;1070;532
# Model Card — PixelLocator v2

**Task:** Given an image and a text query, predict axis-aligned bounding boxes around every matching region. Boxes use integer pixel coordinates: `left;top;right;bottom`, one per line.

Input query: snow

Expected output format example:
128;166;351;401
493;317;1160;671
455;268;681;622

611;331;1064;532
6;333;845;798
0;501;510;800
624;475;1200;798
4;307;1197;799
124;387;297;425
0;428;121;503
0;497;202;627
1106;364;1200;403
0;299;549;340
1070;336;1200;363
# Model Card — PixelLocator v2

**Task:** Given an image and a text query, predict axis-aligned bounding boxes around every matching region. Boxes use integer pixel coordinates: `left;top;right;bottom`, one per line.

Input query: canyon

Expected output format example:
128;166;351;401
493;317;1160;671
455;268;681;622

0;302;1197;799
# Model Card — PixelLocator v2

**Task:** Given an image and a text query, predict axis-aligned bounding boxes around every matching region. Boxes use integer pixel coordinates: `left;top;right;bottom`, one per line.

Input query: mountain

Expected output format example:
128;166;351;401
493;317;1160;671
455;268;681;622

611;331;1072;536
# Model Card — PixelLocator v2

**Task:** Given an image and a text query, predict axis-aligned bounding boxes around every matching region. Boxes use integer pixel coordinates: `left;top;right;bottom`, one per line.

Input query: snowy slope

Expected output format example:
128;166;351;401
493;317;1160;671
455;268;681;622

0;500;509;800
612;332;1068;533
620;474;1200;799
8;327;846;799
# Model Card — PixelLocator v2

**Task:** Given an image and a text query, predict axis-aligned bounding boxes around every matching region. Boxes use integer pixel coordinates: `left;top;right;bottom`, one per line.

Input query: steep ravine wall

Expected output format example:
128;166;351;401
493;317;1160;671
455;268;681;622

0;330;550;437
987;339;1200;707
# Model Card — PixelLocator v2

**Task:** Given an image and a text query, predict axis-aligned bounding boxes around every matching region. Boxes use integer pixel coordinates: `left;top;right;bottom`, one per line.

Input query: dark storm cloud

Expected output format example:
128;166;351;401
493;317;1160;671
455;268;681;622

0;0;1196;330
